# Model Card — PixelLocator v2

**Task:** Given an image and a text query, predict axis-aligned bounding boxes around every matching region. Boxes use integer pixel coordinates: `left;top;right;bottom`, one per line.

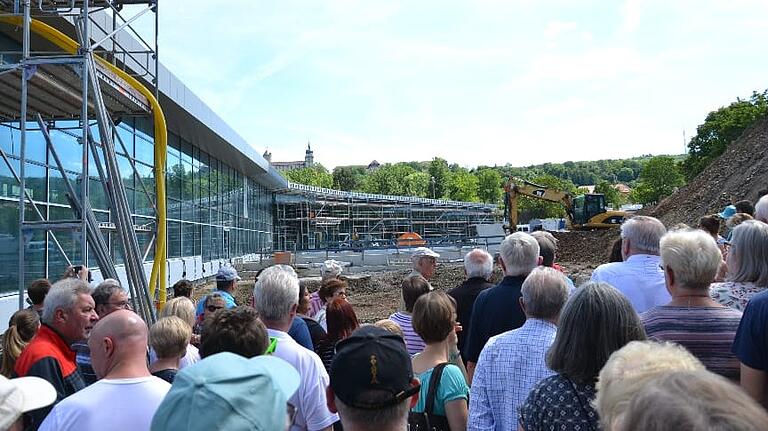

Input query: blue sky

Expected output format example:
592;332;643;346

136;0;768;169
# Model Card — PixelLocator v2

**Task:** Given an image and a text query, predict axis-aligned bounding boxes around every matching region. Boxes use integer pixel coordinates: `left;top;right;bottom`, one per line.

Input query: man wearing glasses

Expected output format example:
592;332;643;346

73;279;131;385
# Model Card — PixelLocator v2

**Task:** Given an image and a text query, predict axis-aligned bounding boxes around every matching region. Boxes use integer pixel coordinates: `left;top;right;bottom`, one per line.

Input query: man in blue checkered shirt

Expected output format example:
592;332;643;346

468;266;571;431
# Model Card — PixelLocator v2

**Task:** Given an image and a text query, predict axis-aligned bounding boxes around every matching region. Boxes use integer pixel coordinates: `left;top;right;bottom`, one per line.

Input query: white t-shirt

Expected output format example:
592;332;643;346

39;376;171;431
268;329;339;431
148;343;201;369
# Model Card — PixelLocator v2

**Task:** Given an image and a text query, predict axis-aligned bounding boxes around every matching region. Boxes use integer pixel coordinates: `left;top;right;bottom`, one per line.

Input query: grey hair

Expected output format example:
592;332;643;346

531;231;558;267
547;281;646;384
499;232;540;276
334;394;410;429
91;278;124;306
726;220;768;286
521;266;570;320
621;216;667;255
42;278;92;324
463;249;493;278
660;229;721;290
755;195;768;223
253;265;300;321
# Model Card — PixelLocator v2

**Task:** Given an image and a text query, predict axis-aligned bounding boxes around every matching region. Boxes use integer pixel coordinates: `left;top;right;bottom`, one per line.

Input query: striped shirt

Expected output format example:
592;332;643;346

641;305;743;379
389;311;426;355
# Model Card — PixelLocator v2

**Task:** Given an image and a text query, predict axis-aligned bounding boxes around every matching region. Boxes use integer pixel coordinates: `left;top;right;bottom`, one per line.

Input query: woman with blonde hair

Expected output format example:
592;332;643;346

595;341;704;430
1;309;40;377
152;296;200;368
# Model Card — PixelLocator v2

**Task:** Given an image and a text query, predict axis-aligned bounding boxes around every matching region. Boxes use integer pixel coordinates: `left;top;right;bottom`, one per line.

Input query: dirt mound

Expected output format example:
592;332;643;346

649;116;768;226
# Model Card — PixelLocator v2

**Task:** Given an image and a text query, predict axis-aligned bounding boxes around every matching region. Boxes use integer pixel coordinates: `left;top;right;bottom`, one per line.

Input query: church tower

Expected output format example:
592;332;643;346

304;142;314;167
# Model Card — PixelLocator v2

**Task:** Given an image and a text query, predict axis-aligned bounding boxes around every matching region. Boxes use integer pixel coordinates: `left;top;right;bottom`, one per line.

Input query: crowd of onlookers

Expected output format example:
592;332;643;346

1;192;768;431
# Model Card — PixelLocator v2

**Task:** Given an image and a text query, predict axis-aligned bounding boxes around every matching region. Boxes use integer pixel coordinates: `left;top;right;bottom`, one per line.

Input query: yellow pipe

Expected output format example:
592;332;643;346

1;16;168;308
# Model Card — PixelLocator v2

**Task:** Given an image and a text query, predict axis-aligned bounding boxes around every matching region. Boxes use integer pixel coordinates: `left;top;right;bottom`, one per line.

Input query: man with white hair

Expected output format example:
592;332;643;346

253;265;338;431
591;216;669;313
755;194;768;223
464;232;541;384
469;267;571;430
14;278;98;430
447;249;494;362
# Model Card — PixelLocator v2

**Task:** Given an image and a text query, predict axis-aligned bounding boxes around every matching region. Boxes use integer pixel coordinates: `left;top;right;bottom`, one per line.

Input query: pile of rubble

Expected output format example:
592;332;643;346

649;116;768;226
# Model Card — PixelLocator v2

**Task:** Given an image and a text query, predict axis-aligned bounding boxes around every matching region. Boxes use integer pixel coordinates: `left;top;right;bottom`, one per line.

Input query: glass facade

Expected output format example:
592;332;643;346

0;118;273;295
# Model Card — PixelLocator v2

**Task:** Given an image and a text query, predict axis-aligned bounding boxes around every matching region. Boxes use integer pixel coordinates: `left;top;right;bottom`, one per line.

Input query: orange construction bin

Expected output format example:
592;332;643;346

274;251;292;264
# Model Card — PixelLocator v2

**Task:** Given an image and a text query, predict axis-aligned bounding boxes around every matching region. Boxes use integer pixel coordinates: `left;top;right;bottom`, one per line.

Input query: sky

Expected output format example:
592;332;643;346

133;0;768;169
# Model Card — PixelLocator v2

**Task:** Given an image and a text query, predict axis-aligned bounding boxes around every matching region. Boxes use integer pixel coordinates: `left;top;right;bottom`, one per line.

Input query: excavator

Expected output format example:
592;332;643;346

504;177;627;231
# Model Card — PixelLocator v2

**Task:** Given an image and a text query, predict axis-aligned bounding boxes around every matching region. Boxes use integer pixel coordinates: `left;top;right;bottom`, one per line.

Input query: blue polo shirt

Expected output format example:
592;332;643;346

195;289;237;317
464;275;527;363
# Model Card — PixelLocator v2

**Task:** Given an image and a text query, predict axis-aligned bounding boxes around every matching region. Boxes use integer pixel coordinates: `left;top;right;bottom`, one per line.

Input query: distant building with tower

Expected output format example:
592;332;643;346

264;143;315;171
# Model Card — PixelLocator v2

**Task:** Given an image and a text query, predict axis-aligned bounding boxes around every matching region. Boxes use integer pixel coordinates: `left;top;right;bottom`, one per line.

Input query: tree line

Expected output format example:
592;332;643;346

283;88;768;211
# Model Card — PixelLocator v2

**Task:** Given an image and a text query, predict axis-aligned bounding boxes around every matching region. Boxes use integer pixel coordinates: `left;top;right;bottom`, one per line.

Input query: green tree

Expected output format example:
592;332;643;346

360;163;418;195
447;168;479;202
332;166;365;191
616;167;635;183
428;158;451;199
632;156;684;204
681;90;768;180
475;169;502;204
404;172;430;197
284;165;333;188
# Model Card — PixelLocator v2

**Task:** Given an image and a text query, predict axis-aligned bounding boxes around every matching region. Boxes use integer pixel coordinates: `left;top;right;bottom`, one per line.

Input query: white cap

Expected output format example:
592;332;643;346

0;375;57;429
412;247;440;258
320;260;343;278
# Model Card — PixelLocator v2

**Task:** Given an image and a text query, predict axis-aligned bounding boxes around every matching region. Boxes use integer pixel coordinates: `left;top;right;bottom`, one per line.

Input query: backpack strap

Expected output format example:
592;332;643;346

424;363;449;416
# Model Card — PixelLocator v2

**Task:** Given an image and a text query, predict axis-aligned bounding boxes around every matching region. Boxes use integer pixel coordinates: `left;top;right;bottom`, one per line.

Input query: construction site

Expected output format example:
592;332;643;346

0;0;503;330
0;1;767;328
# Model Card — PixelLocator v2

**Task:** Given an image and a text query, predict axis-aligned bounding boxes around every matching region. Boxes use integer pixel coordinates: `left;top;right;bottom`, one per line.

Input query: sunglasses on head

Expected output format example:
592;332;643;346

206;305;223;312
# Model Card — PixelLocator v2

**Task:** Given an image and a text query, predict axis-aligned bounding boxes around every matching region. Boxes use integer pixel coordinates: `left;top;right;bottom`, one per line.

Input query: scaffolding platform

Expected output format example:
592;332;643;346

0;58;150;119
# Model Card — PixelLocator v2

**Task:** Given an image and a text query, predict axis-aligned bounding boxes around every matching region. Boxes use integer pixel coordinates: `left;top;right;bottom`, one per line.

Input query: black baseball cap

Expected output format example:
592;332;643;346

330;326;420;410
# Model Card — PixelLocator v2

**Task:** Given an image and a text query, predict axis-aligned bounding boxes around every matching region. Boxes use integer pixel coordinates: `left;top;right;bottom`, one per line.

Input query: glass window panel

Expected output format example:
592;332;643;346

49;169;79;206
0;200;19;293
135;137;154;165
24;163;46;204
0;156;20;199
23;126;48;164
181;222;194;257
0;124;19;157
166;150;181;201
134;116;153;142
134;162;154;194
168;221;181;258
117;154;134;189
115;124;134;157
49;130;82;173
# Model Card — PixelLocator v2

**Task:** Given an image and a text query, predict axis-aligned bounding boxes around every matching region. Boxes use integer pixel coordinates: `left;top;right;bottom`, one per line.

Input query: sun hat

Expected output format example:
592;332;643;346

0;375;57;430
150;352;299;430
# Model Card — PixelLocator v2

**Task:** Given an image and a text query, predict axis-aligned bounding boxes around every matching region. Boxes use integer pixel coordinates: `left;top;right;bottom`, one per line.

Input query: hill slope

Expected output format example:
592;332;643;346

649;116;768;225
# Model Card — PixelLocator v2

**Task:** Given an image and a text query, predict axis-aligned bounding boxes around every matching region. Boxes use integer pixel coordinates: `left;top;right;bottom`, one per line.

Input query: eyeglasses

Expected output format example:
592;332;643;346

333;290;348;298
109;301;131;310
206;305;224;313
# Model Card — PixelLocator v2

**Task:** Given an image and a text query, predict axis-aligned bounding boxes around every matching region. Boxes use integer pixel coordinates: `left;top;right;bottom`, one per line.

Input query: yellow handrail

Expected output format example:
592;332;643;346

0;16;168;308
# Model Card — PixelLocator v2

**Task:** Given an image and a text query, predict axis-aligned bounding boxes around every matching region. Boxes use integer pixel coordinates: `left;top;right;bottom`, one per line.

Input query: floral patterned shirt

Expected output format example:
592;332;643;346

710;281;767;311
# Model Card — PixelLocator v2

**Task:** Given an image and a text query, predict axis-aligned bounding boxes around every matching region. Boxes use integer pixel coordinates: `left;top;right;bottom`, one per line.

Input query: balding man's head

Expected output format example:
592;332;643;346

88;310;149;379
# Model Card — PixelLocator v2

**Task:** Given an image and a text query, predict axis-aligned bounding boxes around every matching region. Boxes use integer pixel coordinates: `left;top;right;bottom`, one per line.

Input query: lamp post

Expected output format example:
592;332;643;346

430;176;436;199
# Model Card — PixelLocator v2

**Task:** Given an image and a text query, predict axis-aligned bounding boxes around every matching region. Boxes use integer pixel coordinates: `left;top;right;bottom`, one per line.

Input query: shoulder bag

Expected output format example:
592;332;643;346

408;362;451;431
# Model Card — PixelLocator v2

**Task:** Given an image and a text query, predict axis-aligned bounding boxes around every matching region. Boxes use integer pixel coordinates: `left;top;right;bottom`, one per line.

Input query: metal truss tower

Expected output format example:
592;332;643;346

0;0;161;323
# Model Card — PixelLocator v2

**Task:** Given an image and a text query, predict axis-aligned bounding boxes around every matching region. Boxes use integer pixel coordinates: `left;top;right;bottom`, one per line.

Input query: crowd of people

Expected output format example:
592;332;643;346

1;193;768;430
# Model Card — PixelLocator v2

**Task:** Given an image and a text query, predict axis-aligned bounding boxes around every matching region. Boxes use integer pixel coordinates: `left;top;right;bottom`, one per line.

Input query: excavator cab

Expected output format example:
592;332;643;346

572;194;607;226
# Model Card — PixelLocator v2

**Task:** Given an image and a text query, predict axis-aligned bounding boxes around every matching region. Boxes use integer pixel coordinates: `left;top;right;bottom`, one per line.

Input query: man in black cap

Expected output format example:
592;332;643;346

326;326;421;431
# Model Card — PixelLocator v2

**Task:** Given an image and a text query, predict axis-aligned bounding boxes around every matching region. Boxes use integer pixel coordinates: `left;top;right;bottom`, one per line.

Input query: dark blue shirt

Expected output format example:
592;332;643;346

289;315;314;350
732;290;768;370
464;275;527;363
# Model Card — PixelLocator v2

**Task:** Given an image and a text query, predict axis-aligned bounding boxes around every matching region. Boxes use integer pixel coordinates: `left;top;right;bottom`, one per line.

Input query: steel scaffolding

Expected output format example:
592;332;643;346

0;0;159;322
275;182;499;251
